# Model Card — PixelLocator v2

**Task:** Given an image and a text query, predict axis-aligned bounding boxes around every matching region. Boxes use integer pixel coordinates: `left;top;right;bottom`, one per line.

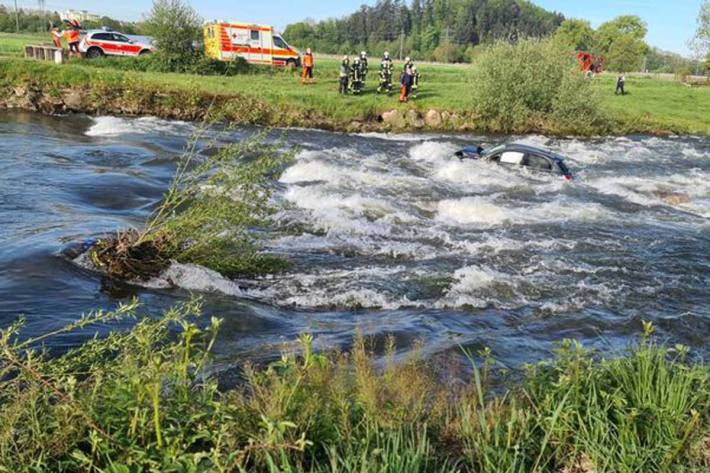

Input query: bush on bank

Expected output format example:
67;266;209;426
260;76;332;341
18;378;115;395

72;53;252;76
1;301;708;473
471;38;609;134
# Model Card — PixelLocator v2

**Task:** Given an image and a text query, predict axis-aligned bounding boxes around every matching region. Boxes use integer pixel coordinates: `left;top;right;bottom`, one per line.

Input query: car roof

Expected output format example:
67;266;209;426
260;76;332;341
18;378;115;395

499;143;567;162
87;30;128;36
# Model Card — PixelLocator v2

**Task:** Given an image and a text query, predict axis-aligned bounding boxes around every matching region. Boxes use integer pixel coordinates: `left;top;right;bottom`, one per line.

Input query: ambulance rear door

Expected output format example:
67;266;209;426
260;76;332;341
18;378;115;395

247;26;264;62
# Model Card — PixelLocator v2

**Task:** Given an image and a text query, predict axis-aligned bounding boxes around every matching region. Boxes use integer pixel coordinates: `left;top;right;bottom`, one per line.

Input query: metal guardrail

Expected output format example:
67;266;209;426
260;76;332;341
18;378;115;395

24;45;64;64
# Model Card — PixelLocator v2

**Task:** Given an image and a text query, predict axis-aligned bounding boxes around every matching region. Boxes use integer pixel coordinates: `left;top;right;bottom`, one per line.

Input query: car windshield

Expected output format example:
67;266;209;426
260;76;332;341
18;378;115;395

481;145;505;157
273;36;288;49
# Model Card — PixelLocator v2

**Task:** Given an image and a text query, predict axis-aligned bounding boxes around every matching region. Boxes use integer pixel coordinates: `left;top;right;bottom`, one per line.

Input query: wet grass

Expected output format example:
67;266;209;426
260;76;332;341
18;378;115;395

1;302;709;472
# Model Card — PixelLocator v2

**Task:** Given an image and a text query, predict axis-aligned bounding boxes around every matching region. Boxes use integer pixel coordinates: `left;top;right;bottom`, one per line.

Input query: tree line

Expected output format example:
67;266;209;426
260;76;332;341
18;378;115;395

0;5;138;34
283;0;564;63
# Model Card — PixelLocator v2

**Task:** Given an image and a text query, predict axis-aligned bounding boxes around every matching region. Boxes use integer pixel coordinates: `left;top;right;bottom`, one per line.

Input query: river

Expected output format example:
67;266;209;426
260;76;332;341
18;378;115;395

1;111;708;376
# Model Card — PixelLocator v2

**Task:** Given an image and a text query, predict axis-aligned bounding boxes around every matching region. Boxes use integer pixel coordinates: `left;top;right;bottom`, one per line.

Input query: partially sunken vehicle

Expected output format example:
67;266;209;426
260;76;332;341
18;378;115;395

455;143;574;181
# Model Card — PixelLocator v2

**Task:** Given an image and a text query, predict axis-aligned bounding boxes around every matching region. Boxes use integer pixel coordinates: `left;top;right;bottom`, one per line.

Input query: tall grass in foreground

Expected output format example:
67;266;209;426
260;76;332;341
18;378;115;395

1;303;708;472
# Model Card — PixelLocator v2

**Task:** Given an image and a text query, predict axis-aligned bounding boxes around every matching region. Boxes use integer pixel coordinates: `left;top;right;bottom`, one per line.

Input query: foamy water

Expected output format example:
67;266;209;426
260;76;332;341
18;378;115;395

3;111;709;369
73;117;709;315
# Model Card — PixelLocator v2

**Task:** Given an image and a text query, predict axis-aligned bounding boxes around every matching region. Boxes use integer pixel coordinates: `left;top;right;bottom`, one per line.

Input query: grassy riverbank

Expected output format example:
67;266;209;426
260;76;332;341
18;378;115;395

1;48;709;134
1;301;709;472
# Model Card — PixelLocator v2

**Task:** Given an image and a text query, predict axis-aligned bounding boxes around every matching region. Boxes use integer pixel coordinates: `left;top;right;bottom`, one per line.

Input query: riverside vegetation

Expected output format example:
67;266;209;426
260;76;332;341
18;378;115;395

88;130;292;281
0;300;709;472
1;34;709;135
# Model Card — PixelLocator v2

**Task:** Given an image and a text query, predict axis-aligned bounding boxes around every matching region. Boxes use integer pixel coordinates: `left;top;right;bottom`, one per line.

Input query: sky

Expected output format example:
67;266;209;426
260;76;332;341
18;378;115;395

11;0;704;56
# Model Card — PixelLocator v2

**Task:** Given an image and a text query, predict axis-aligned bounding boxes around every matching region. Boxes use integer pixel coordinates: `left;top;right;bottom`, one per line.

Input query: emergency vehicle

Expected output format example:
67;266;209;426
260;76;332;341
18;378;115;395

80;30;154;58
203;21;301;67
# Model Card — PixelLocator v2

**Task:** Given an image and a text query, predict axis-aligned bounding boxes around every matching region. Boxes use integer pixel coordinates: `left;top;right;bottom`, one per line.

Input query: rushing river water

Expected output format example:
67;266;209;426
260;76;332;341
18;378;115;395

1;111;709;375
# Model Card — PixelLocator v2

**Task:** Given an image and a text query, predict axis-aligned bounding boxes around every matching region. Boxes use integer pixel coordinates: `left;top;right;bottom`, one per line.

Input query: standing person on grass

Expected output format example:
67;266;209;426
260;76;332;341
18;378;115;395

616;73;626;95
302;48;315;84
50;25;63;49
399;65;413;103
64;24;81;57
339;56;350;94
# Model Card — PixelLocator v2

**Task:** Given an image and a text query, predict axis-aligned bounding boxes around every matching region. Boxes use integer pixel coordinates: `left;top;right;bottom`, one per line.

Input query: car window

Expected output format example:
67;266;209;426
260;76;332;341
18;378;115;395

482;145;505;157
273;36;288;49
112;34;129;43
499;151;524;165
525;154;553;171
92;33;111;41
250;30;260;41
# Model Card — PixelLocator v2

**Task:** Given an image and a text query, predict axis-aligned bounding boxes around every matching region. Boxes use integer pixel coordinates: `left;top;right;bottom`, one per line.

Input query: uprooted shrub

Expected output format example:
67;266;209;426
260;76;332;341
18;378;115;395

471;38;609;134
89;130;292;281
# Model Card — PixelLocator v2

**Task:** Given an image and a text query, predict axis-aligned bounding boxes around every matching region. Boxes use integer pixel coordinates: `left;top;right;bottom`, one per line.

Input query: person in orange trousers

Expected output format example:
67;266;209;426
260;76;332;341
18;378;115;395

399;65;413;102
302;48;315;84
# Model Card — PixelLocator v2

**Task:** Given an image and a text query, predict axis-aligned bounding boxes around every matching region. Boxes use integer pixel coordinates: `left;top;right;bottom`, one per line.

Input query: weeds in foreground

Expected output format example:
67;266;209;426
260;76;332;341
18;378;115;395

89;130;293;281
1;302;708;472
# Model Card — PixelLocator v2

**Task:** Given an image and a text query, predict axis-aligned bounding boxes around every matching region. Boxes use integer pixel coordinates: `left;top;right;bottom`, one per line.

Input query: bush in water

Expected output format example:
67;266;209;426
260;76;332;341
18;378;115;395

471;38;609;134
89;131;292;281
1;304;709;472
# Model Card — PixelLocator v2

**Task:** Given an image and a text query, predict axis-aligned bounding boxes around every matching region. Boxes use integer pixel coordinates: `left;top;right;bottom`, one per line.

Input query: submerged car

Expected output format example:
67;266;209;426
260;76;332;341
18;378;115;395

455;143;574;181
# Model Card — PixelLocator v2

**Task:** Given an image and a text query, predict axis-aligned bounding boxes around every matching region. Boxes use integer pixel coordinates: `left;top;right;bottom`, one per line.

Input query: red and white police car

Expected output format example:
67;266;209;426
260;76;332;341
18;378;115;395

79;30;155;58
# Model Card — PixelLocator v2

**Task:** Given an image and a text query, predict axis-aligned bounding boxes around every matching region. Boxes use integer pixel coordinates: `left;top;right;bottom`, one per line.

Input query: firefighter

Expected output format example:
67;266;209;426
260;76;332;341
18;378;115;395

50;25;62;49
615;74;626;96
339;56;350;95
350;57;364;95
410;65;420;99
360;51;369;84
301;48;315;84
377;51;393;95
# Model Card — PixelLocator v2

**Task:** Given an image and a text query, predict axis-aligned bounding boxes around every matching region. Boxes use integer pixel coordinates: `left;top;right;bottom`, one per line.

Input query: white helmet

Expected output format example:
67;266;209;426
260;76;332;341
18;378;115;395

384;51;389;58
361;51;367;57
343;55;348;61
405;56;411;63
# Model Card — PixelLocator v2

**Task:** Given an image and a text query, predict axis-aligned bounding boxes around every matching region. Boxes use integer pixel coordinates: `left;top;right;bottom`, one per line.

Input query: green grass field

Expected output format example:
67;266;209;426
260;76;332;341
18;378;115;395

0;31;47;57
1;32;709;135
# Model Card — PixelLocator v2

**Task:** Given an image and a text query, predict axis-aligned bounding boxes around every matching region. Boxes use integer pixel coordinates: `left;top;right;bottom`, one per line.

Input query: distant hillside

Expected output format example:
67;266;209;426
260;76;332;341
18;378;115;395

284;0;564;62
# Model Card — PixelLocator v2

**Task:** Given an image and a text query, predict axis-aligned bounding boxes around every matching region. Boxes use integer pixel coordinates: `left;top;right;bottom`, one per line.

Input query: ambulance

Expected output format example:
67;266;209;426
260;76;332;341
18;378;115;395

203;21;301;67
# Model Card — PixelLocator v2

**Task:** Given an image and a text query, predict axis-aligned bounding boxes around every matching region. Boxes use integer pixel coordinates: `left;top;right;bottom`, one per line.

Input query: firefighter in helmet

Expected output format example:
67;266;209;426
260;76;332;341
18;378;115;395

350;57;364;95
377;51;394;95
339;56;350;95
359;51;369;85
410;64;421;99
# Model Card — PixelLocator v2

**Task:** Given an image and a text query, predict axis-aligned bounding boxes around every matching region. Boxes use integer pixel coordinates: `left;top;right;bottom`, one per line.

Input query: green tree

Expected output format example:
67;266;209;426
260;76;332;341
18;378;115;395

597;15;647;54
553;19;596;51
690;1;710;72
606;33;646;71
143;0;201;61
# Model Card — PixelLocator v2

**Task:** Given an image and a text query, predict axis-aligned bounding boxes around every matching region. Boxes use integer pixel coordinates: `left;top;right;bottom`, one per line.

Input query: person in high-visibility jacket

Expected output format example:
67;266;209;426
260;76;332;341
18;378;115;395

301;48;315;84
350;57;364;95
64;27;81;56
50;26;63;49
339;56;350;94
377;52;394;95
410;65;421;99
